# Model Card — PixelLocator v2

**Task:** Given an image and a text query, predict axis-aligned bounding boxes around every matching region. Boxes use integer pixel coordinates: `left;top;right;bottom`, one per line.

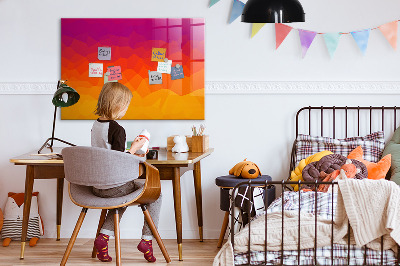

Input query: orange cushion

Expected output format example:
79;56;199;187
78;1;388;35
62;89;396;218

347;146;391;180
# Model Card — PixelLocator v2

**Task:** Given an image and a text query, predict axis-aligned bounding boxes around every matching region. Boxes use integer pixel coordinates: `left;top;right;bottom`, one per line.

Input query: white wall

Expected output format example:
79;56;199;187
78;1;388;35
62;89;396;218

1;0;400;240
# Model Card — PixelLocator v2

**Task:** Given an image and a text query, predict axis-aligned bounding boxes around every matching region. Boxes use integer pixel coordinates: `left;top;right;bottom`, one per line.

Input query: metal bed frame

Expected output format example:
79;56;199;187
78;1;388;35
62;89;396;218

230;106;400;266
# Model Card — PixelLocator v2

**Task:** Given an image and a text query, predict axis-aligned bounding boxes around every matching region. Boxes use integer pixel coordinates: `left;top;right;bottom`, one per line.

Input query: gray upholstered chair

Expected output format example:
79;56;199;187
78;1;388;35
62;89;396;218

60;146;171;265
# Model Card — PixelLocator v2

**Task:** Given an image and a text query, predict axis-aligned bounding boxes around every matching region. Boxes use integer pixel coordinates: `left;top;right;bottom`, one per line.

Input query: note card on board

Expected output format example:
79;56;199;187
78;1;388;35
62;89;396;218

171;64;184;80
157;59;172;74
107;66;122;81
98;47;111;60
89;63;103;77
148;70;162;85
104;72;117;84
151;48;166;62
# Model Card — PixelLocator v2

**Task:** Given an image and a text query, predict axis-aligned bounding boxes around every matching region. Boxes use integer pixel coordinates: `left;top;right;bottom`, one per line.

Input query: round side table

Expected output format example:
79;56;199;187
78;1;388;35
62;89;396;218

215;175;275;248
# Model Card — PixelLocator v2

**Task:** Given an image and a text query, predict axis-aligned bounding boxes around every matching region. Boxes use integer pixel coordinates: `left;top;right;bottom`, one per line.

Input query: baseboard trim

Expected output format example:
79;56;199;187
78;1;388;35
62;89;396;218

1;81;399;95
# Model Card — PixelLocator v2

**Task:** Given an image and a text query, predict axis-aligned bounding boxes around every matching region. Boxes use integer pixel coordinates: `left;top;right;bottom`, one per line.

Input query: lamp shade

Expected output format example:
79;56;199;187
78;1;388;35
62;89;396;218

52;83;80;107
241;0;305;23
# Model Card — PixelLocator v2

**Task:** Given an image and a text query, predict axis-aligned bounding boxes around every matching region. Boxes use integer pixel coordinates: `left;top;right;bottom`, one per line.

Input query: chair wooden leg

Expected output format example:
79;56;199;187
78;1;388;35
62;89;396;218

141;205;171;263
217;211;230;248
114;210;121;266
91;209;108;258
60;208;88;266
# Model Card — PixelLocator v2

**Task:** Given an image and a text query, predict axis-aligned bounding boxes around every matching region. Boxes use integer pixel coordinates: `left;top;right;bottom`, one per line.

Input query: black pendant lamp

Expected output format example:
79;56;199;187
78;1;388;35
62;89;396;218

241;0;305;23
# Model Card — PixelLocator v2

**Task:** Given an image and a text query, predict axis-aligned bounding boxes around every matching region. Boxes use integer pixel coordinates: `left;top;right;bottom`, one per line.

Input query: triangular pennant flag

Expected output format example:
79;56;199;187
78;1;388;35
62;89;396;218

209;0;220;7
275;23;293;49
378;21;397;50
351;29;370;55
251;23;266;38
323;33;341;58
298;29;317;58
229;0;245;24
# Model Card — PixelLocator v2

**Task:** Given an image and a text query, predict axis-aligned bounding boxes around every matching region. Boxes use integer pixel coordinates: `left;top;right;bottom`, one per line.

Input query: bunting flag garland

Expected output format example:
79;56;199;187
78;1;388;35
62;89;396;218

251;23;266;38
209;0;220;7
275;23;293;49
323;33;341;58
378;21;398;50
229;0;245;24
207;3;400;57
298;30;317;58
351;29;370;55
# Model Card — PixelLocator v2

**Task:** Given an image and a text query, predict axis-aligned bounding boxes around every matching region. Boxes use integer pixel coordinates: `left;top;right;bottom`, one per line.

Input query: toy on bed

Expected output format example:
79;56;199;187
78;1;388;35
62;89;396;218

301;154;368;191
229;159;261;179
289;150;333;191
317;159;360;192
1;192;44;247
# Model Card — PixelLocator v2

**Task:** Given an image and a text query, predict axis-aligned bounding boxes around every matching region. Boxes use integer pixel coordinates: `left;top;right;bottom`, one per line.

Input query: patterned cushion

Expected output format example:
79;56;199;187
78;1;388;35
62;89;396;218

295;131;385;166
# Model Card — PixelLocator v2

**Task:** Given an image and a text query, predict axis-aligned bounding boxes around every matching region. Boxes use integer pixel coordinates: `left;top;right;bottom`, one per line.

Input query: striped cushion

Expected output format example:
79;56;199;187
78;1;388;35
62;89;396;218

1;217;40;240
295;131;385;167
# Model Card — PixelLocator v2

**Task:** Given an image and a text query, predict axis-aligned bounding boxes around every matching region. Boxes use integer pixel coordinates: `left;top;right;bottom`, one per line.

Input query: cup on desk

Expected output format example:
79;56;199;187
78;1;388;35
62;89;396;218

146;149;158;160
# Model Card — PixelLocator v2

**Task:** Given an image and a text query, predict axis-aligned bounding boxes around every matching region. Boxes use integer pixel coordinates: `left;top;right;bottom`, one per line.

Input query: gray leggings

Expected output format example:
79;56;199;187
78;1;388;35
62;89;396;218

92;180;162;240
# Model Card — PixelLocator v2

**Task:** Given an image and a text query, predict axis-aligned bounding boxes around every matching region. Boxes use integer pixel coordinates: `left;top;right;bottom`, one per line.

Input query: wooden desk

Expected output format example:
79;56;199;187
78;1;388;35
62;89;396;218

10;147;213;261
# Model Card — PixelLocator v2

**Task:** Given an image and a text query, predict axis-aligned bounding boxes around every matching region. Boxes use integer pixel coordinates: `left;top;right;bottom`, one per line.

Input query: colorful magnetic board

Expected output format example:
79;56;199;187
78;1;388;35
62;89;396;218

61;18;205;120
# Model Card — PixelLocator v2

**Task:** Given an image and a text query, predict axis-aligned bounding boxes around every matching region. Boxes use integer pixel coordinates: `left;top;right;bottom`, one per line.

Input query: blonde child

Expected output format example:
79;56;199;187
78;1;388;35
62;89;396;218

91;82;162;263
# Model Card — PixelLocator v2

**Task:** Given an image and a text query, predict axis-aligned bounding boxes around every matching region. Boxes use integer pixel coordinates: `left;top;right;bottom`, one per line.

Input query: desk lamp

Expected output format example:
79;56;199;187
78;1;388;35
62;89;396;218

241;0;305;23
38;80;80;154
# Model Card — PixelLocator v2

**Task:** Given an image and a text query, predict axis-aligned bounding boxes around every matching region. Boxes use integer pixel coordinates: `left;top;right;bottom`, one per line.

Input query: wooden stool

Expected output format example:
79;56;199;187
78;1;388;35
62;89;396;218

215;175;275;248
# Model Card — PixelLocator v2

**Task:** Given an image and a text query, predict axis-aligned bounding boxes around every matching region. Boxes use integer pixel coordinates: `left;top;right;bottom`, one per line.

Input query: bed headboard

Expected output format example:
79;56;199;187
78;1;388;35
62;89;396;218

290;106;400;179
295;106;400;138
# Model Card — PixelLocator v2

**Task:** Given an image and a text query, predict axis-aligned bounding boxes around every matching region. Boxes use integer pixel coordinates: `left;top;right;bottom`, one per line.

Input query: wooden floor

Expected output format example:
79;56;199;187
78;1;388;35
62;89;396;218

0;239;222;265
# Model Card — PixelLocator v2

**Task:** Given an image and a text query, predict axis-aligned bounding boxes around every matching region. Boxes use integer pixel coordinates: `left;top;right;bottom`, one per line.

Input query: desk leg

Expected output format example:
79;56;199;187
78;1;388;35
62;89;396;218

56;178;64;241
172;167;183;261
193;161;203;242
20;165;35;259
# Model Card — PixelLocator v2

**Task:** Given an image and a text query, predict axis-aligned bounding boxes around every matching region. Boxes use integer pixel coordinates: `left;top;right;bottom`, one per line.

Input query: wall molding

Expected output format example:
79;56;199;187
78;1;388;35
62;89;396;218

0;83;56;94
1;81;400;95
206;81;400;94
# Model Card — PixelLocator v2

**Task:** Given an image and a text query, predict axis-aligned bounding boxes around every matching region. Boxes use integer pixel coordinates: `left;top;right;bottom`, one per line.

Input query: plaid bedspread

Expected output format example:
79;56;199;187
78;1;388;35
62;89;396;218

234;191;397;265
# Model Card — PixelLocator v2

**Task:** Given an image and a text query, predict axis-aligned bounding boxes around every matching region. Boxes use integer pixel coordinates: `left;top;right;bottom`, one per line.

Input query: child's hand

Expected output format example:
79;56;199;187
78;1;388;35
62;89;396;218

128;137;147;154
134;148;149;157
